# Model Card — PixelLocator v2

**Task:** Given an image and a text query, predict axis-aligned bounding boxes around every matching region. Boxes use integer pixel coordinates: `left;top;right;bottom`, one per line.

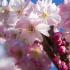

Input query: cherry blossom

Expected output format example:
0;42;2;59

9;0;34;17
15;17;50;45
58;1;70;42
0;0;34;28
29;0;61;26
0;0;70;70
7;40;51;70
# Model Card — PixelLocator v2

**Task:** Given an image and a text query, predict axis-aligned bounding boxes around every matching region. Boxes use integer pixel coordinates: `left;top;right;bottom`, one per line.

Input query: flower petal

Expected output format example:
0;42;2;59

36;23;50;37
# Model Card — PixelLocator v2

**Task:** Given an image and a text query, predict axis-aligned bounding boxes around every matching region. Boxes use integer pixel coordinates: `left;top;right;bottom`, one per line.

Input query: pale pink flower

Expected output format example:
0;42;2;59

0;6;18;27
9;41;51;70
6;39;51;70
29;0;61;26
15;17;50;45
0;0;34;28
58;3;70;42
9;0;34;17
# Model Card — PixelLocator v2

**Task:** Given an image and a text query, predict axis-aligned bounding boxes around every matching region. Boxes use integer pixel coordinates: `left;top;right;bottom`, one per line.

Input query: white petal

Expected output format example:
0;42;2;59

54;27;59;32
29;12;39;19
44;0;52;4
36;24;50;37
50;14;61;24
19;29;43;45
47;3;57;13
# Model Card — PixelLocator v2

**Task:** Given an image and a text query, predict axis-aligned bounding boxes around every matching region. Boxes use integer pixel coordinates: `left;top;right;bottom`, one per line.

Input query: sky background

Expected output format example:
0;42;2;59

31;0;64;70
31;0;64;5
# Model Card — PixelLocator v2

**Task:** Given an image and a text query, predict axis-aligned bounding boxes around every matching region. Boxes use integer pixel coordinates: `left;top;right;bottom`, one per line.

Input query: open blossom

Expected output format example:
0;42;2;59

7;40;51;70
28;41;51;70
58;0;70;30
15;17;50;45
58;1;70;42
9;0;34;17
0;6;18;27
59;4;70;28
29;0;61;26
6;39;28;60
0;0;34;28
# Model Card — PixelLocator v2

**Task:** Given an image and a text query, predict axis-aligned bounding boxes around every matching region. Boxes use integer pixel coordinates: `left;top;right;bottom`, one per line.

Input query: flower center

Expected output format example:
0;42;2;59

16;50;23;59
28;24;35;33
41;12;49;19
34;47;41;54
30;47;42;58
17;9;23;16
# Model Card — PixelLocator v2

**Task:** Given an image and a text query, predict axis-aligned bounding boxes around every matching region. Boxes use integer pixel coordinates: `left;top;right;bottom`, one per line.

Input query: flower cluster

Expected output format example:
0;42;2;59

58;0;70;42
0;0;70;70
42;26;70;70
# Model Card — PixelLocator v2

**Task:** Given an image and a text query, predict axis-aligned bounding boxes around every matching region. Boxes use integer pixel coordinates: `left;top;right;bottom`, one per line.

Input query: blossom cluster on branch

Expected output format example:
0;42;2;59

0;0;70;70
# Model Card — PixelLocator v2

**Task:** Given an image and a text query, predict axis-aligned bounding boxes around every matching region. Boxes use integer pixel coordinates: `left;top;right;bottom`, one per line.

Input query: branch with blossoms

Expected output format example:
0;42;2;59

0;0;70;70
42;25;70;70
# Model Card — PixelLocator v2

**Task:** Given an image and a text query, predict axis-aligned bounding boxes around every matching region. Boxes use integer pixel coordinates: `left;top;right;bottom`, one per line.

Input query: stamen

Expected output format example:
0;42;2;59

40;12;49;19
27;24;35;33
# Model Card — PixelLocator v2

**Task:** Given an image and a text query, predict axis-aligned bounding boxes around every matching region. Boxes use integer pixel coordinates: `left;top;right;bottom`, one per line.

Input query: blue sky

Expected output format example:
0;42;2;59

52;0;64;5
31;0;64;5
